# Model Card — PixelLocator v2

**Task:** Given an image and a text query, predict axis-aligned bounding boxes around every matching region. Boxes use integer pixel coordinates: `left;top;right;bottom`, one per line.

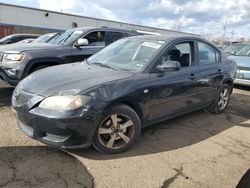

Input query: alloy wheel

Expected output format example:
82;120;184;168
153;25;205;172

218;88;229;111
98;114;135;150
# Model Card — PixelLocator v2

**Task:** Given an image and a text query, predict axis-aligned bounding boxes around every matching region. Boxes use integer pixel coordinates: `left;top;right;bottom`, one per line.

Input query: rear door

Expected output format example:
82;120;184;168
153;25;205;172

196;41;223;104
71;31;106;62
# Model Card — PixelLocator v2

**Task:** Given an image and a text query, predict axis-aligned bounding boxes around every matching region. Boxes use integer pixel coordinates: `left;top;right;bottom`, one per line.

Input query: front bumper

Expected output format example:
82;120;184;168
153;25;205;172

0;56;28;85
0;67;20;86
234;78;250;86
234;70;250;86
12;92;102;149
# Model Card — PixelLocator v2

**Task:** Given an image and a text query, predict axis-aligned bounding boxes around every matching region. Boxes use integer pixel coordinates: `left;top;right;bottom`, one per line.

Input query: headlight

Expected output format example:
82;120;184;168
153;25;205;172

2;53;25;63
39;95;91;111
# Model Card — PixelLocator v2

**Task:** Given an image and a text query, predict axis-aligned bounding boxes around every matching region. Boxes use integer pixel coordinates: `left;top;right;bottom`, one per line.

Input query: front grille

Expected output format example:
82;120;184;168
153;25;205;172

238;66;250;71
12;89;35;107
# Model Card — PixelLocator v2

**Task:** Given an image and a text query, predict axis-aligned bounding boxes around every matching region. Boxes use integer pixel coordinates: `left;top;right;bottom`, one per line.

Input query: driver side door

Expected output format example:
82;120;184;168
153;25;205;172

71;31;106;62
147;41;201;124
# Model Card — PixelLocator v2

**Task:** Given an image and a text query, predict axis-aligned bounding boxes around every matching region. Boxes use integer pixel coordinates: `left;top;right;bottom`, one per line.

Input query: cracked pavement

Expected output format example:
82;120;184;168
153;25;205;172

1;81;250;188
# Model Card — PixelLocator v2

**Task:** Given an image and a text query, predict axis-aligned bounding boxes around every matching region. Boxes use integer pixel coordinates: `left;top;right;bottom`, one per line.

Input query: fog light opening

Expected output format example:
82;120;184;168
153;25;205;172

43;133;70;142
7;68;17;76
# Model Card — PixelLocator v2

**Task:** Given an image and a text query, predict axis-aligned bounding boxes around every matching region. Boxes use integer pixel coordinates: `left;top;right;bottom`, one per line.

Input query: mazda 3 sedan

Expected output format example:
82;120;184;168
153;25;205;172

12;35;237;154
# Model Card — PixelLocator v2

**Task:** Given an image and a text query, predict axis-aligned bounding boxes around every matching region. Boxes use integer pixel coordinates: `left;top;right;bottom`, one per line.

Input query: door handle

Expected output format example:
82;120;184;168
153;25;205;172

217;69;222;74
188;73;198;80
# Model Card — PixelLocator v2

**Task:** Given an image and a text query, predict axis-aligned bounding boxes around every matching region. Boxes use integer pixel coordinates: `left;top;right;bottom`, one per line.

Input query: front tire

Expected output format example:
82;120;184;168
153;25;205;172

206;84;231;114
92;104;141;154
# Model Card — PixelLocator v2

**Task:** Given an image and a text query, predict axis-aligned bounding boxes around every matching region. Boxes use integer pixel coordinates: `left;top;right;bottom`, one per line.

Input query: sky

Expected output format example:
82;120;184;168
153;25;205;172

1;0;250;40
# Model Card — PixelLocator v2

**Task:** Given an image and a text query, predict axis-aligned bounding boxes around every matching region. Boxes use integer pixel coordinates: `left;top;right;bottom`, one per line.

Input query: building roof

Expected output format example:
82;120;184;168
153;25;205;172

0;2;199;36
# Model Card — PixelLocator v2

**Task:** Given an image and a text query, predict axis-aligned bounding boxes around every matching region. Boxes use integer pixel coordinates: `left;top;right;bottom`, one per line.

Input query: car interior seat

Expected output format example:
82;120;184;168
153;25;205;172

169;49;181;62
179;54;190;67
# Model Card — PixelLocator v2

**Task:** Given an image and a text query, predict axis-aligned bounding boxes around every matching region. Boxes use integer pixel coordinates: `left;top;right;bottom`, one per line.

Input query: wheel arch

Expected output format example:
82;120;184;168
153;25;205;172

222;78;234;93
23;60;61;77
103;99;145;125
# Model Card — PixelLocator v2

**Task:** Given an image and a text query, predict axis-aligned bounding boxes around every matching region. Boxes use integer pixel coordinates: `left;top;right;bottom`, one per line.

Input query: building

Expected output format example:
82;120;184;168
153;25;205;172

0;2;198;38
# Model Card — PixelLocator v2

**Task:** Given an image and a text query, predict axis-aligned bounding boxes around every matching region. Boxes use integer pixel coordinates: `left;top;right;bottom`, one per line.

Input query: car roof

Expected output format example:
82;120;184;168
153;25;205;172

69;27;141;34
43;32;57;36
127;34;207;42
123;34;222;51
8;33;41;37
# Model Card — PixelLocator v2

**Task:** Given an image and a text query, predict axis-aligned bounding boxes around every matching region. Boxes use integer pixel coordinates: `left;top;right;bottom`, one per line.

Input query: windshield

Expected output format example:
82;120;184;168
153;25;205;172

224;43;248;53
236;45;250;56
32;33;56;43
48;29;84;45
87;38;164;71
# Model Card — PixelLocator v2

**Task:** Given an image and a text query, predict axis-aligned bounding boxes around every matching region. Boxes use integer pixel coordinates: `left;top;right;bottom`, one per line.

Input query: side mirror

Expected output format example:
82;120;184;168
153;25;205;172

74;38;89;47
157;60;181;72
230;51;236;56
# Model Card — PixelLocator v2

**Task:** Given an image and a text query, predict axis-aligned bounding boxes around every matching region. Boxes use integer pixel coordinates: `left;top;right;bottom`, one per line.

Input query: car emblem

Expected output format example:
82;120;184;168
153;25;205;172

14;90;20;101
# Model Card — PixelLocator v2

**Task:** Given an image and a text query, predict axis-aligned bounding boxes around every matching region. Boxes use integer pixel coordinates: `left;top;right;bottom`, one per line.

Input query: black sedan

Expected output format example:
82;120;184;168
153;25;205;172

12;35;237;154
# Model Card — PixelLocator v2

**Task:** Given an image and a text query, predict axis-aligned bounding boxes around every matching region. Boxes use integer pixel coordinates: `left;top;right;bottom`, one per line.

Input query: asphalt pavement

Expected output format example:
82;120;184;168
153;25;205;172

0;81;250;188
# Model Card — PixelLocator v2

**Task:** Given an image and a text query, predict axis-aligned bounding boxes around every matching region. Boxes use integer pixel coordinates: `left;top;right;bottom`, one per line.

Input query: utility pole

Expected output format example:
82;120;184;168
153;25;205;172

230;28;235;44
221;19;227;46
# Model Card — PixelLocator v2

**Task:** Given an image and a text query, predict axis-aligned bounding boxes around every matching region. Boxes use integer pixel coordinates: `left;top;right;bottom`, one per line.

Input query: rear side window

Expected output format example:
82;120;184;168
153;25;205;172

107;32;126;45
198;42;217;65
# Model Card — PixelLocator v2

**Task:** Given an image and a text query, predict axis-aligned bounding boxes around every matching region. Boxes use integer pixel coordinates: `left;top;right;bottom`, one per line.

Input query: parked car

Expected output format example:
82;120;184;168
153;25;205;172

0;33;40;45
31;32;60;43
223;43;249;56
0;27;141;86
229;45;250;86
12;35;237;154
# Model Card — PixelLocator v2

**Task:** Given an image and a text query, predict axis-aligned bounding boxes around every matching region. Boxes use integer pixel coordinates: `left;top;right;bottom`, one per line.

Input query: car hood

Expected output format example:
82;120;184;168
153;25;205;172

0;43;60;53
18;63;134;97
229;55;250;67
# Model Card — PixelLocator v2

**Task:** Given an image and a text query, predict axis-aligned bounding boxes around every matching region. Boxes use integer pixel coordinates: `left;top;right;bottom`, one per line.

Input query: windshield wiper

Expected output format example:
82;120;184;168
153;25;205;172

92;62;119;71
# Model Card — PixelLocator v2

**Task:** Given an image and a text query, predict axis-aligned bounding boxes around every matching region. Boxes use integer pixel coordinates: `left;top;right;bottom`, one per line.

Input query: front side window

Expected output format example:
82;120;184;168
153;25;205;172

84;31;106;47
198;42;216;65
87;38;164;71
161;42;192;68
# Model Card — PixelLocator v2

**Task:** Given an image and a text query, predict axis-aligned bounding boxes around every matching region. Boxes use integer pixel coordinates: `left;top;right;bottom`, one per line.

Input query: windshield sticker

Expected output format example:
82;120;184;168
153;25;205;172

158;41;165;44
136;64;144;67
74;30;83;34
142;42;161;49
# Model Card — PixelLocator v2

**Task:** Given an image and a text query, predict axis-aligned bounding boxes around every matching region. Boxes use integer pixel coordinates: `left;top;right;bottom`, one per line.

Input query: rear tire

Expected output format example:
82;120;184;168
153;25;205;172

206;84;231;114
92;104;141;154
